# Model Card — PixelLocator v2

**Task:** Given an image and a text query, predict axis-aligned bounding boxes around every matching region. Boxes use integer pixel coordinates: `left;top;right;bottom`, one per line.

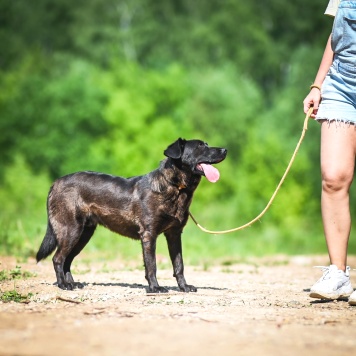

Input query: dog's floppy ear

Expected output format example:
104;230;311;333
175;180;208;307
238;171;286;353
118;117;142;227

164;138;186;159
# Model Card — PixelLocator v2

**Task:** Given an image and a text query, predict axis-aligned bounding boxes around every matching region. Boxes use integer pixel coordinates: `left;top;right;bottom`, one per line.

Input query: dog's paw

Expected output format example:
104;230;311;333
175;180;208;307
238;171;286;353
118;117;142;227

57;282;84;290
147;286;169;293
180;284;197;293
58;282;74;290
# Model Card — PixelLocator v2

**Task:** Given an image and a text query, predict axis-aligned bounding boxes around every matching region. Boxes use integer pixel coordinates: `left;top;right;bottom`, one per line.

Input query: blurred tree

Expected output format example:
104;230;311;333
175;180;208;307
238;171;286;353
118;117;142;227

1;0;331;90
0;57;109;178
0;0;340;255
91;62;194;176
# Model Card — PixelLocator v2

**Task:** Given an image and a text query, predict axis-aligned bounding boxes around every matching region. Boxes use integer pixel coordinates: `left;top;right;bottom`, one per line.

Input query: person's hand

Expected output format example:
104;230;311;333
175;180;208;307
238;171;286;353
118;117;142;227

303;87;321;118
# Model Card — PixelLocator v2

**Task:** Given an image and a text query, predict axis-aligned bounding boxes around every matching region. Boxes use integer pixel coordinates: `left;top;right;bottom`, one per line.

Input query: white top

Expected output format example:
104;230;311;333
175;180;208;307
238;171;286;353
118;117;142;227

325;0;340;17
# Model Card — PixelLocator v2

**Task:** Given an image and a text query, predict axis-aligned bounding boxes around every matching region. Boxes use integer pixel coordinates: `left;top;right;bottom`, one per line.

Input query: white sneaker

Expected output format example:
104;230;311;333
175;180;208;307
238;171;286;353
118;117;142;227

349;290;356;306
310;265;353;300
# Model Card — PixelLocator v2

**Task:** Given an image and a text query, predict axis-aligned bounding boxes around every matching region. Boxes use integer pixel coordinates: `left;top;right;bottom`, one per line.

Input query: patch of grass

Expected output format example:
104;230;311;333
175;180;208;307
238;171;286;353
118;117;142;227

9;266;23;279
262;259;289;266
71;267;91;275
220;258;258;267
0;266;37;282
221;267;234;273
22;269;37;278
0;289;33;303
98;263;117;273
0;270;9;282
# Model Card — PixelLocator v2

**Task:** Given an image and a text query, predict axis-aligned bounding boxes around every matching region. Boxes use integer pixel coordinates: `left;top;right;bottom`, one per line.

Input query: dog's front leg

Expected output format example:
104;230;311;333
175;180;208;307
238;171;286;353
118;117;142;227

165;230;197;292
141;232;168;293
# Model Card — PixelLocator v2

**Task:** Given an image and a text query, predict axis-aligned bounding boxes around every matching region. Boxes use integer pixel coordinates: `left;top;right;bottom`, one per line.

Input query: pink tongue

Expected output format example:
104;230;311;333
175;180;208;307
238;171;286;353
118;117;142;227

200;163;220;183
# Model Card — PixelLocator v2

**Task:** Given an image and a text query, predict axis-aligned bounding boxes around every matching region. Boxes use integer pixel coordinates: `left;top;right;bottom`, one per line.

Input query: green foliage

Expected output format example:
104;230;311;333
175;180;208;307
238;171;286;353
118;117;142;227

0;156;49;257
91;63;193;176
0;289;33;303
1;0;351;260
0;56;109;178
0;266;36;281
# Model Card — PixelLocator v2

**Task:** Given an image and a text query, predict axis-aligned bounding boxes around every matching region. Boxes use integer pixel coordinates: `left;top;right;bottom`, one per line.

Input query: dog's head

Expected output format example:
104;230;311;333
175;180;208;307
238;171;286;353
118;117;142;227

164;138;227;183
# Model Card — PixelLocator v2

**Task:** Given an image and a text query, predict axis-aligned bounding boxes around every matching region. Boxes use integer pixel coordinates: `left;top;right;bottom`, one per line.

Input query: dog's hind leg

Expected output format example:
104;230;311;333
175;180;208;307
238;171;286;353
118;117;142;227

165;229;197;292
52;223;86;290
63;225;96;289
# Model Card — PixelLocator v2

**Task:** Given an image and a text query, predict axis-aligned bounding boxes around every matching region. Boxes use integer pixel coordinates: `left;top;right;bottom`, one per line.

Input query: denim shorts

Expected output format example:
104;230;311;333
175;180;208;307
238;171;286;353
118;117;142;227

316;59;356;124
316;0;356;124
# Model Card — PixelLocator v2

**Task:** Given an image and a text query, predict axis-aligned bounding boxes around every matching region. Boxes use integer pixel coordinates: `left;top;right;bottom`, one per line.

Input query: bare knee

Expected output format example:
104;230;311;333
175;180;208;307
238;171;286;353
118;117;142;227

322;173;352;195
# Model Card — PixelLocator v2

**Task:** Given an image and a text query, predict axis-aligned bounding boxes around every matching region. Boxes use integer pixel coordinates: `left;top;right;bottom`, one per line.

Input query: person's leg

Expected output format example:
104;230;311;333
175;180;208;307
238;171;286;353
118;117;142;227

320;121;356;271
309;121;355;300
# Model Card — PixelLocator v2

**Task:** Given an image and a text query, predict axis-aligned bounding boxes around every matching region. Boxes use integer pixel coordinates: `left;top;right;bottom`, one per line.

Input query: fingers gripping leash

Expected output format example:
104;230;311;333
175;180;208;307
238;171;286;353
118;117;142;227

189;107;314;235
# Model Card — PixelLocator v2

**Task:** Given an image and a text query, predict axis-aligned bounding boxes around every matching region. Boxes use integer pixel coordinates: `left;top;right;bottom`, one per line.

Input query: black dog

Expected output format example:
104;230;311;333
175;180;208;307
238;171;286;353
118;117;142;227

36;138;227;293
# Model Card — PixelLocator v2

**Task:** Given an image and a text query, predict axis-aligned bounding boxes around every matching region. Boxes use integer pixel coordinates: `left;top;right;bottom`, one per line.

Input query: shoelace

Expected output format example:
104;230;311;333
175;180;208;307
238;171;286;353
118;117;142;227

313;266;330;270
313;265;351;280
313;266;332;281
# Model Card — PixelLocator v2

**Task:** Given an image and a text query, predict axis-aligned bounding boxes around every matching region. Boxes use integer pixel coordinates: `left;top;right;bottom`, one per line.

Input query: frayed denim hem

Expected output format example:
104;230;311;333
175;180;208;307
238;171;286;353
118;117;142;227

316;118;356;128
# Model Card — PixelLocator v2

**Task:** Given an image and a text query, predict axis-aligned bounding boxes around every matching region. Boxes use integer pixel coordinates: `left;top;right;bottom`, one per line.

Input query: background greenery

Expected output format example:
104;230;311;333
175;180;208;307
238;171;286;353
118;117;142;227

1;0;355;263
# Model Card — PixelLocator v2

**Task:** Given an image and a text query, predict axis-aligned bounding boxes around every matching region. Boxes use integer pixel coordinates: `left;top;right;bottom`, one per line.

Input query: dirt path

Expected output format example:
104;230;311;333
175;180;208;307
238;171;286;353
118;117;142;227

1;255;356;356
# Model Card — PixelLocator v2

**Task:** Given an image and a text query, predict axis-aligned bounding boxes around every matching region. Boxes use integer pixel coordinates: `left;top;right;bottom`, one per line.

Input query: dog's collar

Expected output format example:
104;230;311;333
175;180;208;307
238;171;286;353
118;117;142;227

170;175;187;190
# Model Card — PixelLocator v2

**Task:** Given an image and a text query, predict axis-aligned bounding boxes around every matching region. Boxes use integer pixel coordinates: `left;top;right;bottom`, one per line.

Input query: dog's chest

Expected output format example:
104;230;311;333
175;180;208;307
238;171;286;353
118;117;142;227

162;189;192;225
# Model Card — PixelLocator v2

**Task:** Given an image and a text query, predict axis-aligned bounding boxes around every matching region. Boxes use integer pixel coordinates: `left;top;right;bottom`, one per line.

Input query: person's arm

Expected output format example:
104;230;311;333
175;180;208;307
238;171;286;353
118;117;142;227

303;35;334;117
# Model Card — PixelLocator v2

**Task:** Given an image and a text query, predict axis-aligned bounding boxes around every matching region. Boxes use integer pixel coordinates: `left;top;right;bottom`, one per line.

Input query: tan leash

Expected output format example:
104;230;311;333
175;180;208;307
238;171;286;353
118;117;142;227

189;107;314;234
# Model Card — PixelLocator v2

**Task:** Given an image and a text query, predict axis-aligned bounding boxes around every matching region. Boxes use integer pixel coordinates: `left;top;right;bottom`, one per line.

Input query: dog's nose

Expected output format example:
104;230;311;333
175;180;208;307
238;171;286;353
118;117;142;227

222;148;227;156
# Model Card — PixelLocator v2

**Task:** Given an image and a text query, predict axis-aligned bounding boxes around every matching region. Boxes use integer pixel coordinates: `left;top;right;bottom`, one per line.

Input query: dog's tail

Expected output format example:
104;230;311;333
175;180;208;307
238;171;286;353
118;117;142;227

36;220;57;262
36;186;58;262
